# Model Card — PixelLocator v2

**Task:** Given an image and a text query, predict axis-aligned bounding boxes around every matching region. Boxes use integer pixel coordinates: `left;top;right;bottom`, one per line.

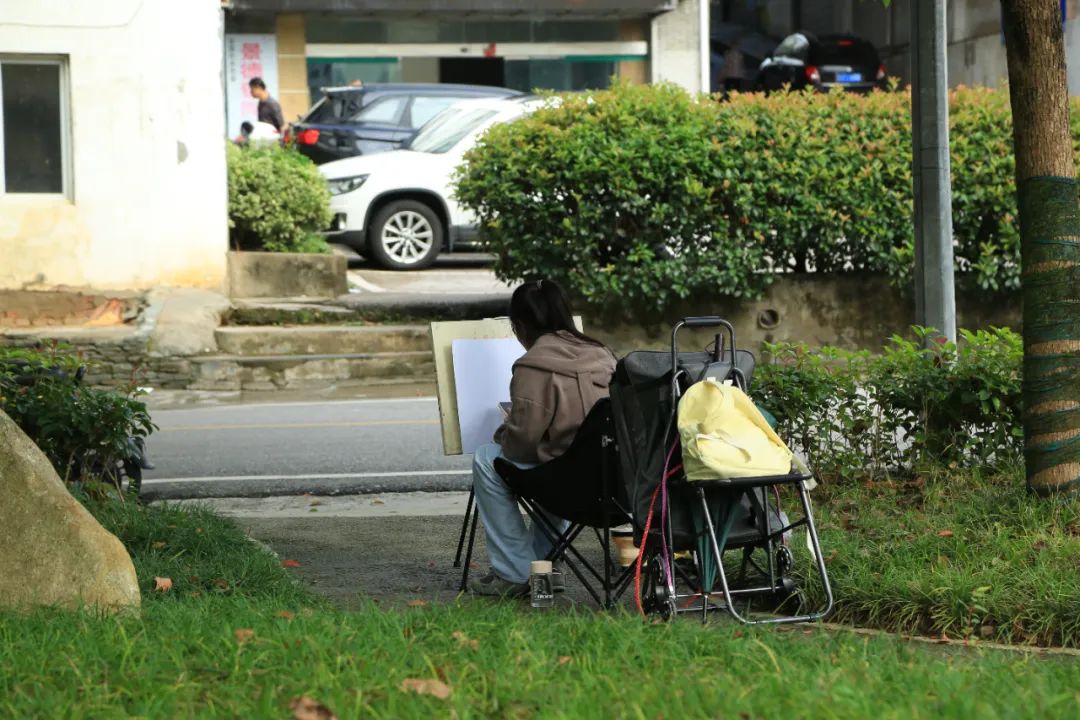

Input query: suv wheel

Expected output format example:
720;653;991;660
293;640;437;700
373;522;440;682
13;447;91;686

368;200;443;270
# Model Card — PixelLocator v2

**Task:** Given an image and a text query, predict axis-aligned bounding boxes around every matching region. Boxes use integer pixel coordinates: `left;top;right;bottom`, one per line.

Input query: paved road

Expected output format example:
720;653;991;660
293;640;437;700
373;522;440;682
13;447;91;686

141;397;472;501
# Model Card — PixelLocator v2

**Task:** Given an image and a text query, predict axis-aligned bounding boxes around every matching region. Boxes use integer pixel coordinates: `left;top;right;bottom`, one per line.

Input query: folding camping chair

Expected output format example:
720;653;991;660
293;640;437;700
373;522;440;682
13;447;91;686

456;398;637;608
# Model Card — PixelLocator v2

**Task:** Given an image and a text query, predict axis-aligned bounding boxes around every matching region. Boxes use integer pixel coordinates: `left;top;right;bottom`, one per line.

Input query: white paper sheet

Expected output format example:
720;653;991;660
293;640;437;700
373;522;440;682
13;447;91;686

452;338;524;454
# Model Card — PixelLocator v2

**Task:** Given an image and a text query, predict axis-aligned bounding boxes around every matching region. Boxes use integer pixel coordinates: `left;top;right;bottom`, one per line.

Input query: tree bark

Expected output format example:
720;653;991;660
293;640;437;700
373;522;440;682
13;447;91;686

1001;0;1080;495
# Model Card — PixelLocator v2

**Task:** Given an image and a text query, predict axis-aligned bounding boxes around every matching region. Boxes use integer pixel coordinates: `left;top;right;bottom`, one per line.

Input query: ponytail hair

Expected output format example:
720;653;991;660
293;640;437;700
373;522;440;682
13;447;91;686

509;279;605;348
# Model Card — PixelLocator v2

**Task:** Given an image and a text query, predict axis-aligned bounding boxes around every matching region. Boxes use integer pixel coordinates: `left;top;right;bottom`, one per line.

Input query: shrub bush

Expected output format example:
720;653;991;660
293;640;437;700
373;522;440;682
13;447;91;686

456;84;767;311
227;143;333;253
456;83;1080;312
752;326;1023;480
0;346;155;493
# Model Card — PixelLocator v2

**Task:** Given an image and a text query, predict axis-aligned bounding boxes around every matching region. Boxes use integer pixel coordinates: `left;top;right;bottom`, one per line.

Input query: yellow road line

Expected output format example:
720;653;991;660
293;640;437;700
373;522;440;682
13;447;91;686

161;419;439;432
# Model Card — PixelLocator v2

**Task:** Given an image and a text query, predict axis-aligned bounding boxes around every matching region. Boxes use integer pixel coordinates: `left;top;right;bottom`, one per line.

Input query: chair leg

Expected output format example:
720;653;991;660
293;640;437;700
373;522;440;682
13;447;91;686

453;488;475;568
458;505;480;592
603;519;612;609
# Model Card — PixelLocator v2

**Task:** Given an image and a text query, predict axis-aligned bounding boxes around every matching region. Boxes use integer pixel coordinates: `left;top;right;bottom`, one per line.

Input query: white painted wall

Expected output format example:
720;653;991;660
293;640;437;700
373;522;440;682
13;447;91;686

0;0;228;292
651;0;708;94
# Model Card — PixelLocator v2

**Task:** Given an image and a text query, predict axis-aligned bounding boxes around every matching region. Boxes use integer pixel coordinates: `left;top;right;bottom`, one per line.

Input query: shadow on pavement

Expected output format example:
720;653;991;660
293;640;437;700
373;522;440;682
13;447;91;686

237;515;633;612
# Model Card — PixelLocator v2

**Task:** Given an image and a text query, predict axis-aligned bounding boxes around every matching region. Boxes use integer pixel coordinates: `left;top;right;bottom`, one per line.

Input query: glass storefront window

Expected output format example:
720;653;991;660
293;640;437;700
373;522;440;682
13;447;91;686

504;60;617;93
305;16;621;44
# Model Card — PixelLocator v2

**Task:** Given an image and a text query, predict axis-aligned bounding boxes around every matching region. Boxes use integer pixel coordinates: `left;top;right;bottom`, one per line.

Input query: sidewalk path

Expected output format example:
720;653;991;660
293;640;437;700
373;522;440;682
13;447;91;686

167;492;617;610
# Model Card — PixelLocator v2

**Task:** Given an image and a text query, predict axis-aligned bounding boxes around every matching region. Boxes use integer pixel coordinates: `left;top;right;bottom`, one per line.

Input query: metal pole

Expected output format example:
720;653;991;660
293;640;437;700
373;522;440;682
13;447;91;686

911;0;957;342
698;0;710;93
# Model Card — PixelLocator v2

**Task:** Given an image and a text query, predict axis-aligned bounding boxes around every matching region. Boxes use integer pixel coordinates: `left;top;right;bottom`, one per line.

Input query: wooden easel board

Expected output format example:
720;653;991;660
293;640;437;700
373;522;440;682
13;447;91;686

431;318;516;456
430;316;583;456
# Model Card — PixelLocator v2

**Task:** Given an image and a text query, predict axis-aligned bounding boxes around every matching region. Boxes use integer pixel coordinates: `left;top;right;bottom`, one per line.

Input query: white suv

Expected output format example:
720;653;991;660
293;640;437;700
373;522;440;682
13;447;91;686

321;96;543;270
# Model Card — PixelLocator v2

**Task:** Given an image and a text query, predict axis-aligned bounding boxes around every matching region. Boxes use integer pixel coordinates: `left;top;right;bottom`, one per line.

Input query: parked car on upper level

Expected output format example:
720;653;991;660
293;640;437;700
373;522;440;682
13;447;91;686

320;95;546;270
756;32;887;94
290;83;522;164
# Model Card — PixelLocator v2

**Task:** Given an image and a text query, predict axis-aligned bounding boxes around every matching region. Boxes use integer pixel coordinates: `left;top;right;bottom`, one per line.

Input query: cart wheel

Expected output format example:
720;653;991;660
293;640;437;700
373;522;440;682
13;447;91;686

776;545;794;575
640;554;673;621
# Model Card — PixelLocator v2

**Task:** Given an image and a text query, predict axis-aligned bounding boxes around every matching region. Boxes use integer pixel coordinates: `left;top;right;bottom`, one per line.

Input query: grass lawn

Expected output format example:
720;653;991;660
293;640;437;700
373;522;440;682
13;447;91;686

804;467;1080;647
1;488;1080;718
3;598;1079;719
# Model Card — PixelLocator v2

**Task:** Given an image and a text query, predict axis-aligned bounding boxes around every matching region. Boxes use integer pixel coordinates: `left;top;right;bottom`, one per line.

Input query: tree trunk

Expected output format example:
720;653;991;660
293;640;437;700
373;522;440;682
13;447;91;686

1001;0;1080;495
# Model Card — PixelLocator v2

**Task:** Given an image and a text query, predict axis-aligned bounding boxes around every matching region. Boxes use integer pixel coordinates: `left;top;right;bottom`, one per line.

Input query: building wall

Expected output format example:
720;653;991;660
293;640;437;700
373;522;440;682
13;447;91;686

0;0;228;292
652;0;707;92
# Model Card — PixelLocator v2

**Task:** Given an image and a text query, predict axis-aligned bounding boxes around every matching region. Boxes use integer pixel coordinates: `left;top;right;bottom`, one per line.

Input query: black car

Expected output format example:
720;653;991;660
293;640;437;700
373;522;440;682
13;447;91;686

290;83;522;164
756;33;887;93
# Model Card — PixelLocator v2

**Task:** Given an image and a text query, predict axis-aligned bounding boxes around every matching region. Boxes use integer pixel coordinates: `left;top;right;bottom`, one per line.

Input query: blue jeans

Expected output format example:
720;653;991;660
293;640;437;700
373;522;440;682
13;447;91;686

472;442;570;584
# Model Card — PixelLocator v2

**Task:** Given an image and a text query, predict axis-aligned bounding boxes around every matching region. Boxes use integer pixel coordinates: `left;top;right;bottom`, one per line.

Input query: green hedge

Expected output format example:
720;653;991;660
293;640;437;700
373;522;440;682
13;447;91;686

455;83;1080;312
227;144;333;253
751;326;1023;481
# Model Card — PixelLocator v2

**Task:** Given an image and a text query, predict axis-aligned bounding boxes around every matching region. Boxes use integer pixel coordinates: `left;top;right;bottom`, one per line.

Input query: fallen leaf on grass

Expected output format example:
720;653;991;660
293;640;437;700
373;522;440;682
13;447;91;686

188;591;202;598
277;610;296;620
980;625;995;638
282;559;301;568
824;550;839;563
290;695;338;720
234;628;255;643
195;527;204;534
407;599;428;608
151;541;167;550
1033;540;1048;552
937;530;954;538
557;656;572;666
452;631;479;650
399;678;452;700
1068;525;1080;536
214;578;230;590
153;577;173;593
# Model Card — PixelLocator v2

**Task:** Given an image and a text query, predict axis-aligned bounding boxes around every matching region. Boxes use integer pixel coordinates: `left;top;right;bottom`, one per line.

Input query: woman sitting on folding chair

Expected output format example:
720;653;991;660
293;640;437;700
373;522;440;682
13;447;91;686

470;279;617;597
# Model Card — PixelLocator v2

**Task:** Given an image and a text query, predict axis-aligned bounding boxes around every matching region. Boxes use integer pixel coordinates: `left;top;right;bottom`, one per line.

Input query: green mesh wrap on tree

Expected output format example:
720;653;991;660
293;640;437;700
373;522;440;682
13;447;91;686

1018;176;1080;495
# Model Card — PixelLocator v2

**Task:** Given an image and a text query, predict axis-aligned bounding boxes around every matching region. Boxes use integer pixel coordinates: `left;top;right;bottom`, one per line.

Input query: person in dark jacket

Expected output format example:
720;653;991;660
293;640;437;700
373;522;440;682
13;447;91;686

470;279;617;597
248;77;285;133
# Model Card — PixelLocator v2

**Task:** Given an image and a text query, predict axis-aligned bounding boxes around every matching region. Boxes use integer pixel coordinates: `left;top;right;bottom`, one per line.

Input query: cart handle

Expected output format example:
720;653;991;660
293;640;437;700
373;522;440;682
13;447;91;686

671;317;737;377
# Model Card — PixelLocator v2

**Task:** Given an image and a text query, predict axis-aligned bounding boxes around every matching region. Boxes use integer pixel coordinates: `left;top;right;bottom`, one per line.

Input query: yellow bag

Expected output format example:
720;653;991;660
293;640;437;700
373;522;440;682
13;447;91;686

677;380;793;481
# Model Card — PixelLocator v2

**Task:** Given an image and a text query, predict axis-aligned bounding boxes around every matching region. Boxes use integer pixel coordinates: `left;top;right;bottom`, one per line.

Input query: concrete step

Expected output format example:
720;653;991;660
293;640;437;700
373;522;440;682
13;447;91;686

214;324;431;356
189;351;434;392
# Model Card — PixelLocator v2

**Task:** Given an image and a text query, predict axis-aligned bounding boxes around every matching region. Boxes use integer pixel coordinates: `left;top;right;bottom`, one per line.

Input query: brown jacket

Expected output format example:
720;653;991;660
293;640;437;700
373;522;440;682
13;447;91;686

495;331;617;464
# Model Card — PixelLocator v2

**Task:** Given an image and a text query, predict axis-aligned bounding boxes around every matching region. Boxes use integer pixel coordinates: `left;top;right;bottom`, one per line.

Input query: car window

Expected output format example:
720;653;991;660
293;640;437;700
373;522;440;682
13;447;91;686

409;107;499;154
774;33;810;60
351;96;406;124
408;96;465;129
304;92;364;123
817;39;880;67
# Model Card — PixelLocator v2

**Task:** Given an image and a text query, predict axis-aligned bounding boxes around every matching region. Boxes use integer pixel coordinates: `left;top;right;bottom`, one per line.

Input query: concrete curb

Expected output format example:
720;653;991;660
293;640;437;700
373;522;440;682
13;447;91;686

140;473;472;502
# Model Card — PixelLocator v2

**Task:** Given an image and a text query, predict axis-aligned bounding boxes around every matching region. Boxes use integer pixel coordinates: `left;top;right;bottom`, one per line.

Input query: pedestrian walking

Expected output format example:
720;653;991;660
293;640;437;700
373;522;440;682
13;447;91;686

248;77;285;134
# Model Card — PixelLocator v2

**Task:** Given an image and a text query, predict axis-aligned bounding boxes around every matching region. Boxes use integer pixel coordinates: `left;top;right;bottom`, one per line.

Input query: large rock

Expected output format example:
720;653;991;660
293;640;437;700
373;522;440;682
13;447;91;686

0;410;140;612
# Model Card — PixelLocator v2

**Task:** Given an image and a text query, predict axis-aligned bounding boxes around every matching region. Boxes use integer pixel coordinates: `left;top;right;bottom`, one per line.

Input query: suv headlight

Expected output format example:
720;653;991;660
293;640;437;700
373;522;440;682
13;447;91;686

328;174;368;196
